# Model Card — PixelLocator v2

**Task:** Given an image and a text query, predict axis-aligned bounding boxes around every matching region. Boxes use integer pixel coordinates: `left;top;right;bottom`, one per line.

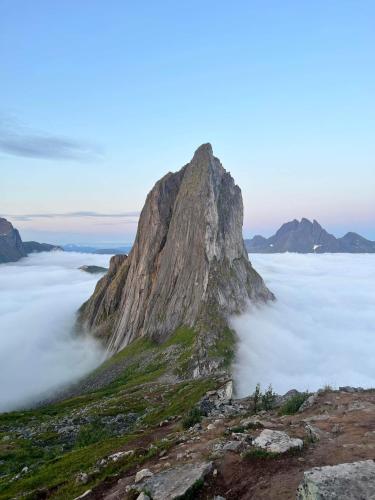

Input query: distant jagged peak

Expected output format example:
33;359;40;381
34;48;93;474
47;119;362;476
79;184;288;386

0;217;14;236
300;217;312;225
0;217;26;263
245;218;375;254
0;216;64;263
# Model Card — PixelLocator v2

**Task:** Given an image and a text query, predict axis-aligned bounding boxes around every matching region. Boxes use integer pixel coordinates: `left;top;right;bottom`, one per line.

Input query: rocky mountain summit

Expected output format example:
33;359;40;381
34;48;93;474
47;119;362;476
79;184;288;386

245;218;375;253
0;217;62;263
79;144;273;375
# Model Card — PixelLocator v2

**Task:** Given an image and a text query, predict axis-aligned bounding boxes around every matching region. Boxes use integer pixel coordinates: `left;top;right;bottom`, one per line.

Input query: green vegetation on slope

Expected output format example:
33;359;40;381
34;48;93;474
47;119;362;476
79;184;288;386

208;327;236;368
0;326;219;500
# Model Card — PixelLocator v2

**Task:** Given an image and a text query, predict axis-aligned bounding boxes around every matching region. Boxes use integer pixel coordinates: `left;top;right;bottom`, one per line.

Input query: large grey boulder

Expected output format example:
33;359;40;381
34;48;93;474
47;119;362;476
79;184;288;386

253;429;303;454
134;461;212;500
78;144;273;373
296;460;375;499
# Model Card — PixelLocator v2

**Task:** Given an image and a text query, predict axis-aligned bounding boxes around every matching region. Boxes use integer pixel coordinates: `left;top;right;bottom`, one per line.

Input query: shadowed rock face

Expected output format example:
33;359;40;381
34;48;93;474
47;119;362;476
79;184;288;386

78;144;273;360
78;254;129;342
0;218;26;263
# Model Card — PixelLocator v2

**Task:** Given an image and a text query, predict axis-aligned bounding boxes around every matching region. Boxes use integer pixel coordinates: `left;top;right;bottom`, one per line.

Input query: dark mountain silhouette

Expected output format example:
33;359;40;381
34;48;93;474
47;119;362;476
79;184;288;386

0;218;26;263
0;217;63;263
23;241;62;254
245;218;375;253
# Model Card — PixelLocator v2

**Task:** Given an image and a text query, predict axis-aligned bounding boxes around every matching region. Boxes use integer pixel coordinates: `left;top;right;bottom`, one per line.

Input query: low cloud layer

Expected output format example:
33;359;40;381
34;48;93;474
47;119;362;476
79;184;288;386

233;253;375;397
0;252;110;412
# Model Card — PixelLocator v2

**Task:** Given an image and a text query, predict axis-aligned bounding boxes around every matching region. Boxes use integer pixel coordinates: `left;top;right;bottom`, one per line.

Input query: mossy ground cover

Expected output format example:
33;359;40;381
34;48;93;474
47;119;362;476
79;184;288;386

0;326;219;499
208;327;236;368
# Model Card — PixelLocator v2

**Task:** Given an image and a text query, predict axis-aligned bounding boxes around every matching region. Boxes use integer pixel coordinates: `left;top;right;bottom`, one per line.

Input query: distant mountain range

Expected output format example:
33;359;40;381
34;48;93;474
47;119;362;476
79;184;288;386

245;218;375;253
0;216;133;264
2;215;373;263
0;218;62;264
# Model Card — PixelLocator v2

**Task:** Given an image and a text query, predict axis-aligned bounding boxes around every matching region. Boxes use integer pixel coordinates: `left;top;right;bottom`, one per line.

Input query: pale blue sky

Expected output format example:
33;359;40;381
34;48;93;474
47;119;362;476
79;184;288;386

1;0;374;244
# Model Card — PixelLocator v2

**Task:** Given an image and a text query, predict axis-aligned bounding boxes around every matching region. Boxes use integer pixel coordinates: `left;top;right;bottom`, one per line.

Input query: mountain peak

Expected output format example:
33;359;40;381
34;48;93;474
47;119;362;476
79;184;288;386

78;145;274;376
0;217;14;235
0;217;26;263
192;142;213;159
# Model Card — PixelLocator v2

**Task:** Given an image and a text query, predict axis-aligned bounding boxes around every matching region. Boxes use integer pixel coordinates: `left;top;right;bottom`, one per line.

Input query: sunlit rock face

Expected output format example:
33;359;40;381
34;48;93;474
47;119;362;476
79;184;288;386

0;218;26;264
78;144;273;367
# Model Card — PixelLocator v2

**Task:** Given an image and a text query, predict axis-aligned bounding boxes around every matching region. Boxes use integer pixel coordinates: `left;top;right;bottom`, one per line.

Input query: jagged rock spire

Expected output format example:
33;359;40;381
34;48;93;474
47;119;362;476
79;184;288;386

78;144;273;357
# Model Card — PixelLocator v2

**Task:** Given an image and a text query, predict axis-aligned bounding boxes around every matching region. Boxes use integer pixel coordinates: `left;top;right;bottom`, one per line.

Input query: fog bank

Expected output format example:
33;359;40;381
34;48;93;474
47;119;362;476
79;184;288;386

0;252;110;412
233;253;375;397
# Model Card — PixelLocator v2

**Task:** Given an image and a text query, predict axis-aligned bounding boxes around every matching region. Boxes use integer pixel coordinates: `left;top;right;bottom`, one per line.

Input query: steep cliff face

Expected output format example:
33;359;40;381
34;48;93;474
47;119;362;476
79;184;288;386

78;254;129;342
79;144;273;371
0;218;26;263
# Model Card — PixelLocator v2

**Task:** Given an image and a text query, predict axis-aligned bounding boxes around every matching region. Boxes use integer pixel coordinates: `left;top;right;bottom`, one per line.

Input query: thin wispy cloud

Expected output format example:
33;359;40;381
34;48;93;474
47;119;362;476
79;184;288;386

7;211;140;222
0;114;102;161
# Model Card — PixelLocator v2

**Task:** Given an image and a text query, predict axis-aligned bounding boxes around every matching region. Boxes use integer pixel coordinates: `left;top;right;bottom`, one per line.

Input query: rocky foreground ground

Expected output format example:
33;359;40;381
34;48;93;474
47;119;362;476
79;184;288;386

2;376;374;500
93;385;375;500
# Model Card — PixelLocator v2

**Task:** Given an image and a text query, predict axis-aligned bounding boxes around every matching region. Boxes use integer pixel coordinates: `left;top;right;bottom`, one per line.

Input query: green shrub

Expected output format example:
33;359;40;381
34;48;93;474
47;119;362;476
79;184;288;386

279;392;310;415
245;421;264;430
182;407;202;429
180;478;204;499
75;423;111;448
262;384;276;410
229;425;245;434
253;383;261;412
242;448;279;460
252;383;277;412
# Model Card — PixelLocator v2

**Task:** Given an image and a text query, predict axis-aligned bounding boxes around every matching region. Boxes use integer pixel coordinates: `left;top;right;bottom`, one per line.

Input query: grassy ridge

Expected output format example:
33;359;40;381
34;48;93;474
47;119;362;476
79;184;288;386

0;327;219;499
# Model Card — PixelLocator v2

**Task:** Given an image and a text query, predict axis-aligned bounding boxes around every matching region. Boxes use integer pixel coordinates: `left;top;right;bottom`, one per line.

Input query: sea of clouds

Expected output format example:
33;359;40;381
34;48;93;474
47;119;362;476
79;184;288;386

233;253;375;397
0;252;110;412
2;251;374;412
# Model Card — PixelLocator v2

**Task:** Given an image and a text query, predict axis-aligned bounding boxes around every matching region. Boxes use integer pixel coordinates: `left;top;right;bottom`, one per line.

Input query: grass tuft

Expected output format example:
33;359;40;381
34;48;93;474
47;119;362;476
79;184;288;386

242;448;279;460
279;392;310;415
182;407;203;430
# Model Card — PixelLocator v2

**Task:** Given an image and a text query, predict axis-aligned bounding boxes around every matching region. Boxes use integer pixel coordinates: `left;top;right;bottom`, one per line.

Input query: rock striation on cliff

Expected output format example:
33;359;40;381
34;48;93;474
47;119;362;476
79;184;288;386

78;144;273;372
0;218;27;263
